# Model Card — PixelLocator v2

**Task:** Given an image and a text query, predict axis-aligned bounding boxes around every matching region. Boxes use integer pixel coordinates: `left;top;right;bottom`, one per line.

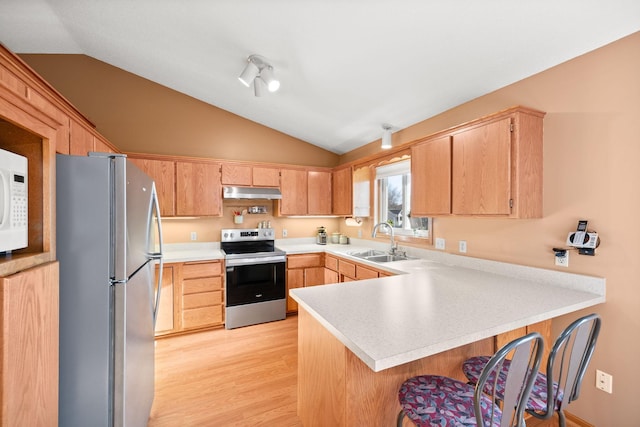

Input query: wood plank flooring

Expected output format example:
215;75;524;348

148;315;581;427
148;316;302;426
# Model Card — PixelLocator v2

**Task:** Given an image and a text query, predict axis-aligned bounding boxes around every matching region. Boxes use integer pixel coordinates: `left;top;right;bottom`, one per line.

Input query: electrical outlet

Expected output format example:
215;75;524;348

555;251;569;267
190;231;197;241
357;229;362;238
596;369;613;393
458;240;467;253
282;229;288;237
435;238;445;250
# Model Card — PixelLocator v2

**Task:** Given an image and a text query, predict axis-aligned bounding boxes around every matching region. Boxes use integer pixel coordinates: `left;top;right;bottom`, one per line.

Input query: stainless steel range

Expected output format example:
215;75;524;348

221;228;286;329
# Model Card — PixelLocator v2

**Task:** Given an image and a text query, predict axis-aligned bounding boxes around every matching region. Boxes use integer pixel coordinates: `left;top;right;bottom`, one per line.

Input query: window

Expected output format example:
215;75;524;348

375;159;430;238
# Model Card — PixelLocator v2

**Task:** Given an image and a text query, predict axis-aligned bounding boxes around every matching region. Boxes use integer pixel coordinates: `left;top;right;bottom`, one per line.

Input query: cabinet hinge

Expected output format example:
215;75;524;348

509;199;513;209
510;123;514;132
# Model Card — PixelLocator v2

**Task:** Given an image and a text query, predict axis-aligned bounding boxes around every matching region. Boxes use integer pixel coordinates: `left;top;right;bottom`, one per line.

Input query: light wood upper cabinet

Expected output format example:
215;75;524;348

279;168;308;215
221;164;252;186
129;158;176;217
452;117;512;215
221;163;280;187
253;166;280;187
308;170;332;215
176;161;222;216
332;167;352;216
410;107;544;218
411;136;452;216
69;118;118;156
69;118;94;156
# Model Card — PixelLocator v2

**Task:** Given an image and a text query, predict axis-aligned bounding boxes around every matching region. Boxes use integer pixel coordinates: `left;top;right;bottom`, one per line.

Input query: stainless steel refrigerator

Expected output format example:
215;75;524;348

56;153;164;427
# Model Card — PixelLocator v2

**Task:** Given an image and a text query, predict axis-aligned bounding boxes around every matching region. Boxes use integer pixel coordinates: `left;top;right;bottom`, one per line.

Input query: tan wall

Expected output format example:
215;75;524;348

162;200;340;243
339;32;640;426
19;54;339;167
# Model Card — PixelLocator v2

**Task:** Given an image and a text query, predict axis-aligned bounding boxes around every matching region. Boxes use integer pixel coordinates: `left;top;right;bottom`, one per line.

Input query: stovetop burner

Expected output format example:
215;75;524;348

220;228;285;259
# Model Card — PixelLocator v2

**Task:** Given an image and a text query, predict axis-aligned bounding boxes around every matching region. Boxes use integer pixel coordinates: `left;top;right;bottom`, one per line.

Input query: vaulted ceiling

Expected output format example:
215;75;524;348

1;0;639;154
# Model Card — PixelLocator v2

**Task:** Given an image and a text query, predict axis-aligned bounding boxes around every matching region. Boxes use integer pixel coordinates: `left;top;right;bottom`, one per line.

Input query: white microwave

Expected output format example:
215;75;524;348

0;148;28;253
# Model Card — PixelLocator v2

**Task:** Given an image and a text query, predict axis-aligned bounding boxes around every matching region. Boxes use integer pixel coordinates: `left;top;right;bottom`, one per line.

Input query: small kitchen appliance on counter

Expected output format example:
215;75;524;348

316;226;327;245
221;228;286;329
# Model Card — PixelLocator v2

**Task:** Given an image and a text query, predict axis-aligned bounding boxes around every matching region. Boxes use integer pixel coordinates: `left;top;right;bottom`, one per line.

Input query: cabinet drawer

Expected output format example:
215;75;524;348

288;253;323;269
356;265;379;280
183;290;223;309
338;260;356;278
182;305;223;329
182;276;223;294
325;255;338;271
182;261;222;279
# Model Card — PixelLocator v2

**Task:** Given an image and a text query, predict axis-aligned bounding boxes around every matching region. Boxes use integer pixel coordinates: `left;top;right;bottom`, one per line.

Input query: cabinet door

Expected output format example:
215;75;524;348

304;267;325;287
308;170;332;215
1;261;59;426
69;119;94;156
176;161;222;216
353;166;371;217
94;134;116;153
130;158;176;217
252;166;280;187
411;136;452;215
280;168;308;215
221;164;252;186
332;167;352;216
154;264;175;335
286;269;304;313
324;268;339;284
452;118;511;215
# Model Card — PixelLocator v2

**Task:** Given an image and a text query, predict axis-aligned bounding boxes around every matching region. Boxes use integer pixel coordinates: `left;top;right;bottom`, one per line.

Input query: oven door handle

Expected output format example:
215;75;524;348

226;256;286;267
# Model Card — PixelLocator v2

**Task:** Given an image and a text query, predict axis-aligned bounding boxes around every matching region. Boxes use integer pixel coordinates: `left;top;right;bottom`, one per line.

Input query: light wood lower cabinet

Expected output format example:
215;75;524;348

325;254;389;282
0;261;59;427
286;253;325;313
154;264;176;335
155;260;225;337
287;253;394;313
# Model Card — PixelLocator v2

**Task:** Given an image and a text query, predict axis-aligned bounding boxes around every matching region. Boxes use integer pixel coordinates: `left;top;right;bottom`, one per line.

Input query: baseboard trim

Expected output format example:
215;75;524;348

566;411;595;427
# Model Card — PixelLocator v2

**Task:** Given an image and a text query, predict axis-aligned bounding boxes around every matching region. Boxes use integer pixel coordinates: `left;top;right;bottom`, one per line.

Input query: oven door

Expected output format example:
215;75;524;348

225;258;286;307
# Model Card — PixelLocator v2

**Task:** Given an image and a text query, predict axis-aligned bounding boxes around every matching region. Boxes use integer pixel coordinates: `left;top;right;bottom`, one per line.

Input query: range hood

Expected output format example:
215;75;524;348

223;186;282;200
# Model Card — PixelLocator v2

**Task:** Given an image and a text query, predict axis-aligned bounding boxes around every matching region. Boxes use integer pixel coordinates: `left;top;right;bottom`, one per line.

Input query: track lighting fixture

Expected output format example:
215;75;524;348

381;124;393;149
238;55;280;96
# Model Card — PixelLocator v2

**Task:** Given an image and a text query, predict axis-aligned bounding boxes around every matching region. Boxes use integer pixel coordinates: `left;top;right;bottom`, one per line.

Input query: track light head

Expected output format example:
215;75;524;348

238;54;280;96
238;59;260;87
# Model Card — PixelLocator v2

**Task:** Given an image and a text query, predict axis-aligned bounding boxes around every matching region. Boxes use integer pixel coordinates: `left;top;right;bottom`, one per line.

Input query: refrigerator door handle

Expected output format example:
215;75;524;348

149;184;164;328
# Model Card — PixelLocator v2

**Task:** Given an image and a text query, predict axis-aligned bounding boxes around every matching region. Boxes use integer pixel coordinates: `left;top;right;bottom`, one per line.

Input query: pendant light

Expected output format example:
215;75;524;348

381;124;393;149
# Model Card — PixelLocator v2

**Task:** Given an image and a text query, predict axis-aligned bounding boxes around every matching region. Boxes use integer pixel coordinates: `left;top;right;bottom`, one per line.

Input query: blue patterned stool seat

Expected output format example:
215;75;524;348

462;356;563;412
398;375;501;426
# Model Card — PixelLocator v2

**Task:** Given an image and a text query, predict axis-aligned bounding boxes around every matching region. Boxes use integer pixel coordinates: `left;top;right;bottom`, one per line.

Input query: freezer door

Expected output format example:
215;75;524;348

113;262;155;427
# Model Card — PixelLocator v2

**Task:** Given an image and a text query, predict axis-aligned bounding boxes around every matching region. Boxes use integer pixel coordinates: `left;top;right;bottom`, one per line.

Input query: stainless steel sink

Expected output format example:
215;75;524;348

348;249;387;258
363;254;412;263
349;250;414;263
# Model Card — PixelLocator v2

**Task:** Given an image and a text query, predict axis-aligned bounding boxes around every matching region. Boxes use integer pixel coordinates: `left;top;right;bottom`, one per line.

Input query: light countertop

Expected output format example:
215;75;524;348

162;242;224;263
161;238;605;373
284;239;605;372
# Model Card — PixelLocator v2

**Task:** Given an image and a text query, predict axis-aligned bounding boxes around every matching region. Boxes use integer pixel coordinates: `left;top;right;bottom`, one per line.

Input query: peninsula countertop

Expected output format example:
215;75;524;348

287;240;606;372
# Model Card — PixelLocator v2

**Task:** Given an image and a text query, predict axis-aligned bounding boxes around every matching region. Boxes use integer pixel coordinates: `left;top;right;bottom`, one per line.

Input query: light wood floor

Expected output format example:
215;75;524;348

148;315;579;427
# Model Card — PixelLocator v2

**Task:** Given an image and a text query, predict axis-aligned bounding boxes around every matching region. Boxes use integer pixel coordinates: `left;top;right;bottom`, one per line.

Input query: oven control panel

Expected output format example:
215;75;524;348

221;228;275;242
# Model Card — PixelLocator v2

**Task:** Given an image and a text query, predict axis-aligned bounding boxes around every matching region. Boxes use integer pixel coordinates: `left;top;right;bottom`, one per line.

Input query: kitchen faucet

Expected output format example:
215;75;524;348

372;222;397;254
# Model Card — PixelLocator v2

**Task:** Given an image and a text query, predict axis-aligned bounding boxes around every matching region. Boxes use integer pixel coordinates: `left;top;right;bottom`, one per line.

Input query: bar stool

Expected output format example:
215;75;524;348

397;332;544;427
462;314;601;427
